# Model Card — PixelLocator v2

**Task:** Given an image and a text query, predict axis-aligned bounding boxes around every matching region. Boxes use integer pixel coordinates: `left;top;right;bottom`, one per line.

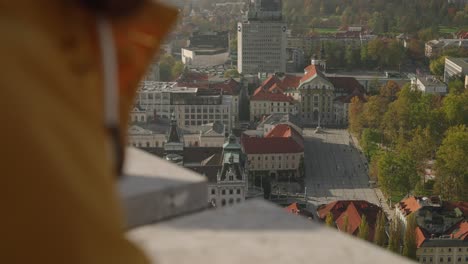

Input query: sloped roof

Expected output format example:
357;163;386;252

285;202;301;215
265;124;304;147
241;137;303;154
300;64;327;84
317;200;383;240
328;77;365;94
336;202;362;235
397;196;422;216
416;226;428;248
210;78;240;95
251;88;294;102
447;220;468;241
443;201;468;217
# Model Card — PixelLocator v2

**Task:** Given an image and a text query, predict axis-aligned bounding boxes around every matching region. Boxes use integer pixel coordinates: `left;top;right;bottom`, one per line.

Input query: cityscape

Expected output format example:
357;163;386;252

4;0;467;263
128;0;468;263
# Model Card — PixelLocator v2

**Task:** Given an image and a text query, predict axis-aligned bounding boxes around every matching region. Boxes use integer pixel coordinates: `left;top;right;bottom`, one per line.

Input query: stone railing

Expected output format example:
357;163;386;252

120;147;414;264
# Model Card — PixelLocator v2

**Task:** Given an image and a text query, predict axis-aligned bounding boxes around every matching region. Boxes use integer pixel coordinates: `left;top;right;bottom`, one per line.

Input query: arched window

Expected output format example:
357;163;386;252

140;116;144;122
146;142;150;148
221;199;226;206
236;198;241;203
228;198;234;204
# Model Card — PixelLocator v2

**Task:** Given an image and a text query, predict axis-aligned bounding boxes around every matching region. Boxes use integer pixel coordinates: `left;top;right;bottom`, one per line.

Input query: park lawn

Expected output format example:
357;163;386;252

439;26;459;34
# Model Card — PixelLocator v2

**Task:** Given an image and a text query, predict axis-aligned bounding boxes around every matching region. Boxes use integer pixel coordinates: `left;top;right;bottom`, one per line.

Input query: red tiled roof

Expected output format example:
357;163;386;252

397;196;422;216
285;202;301;215
241;137;304;154
280;75;301;89
211;78;240;95
443;201;468;217
416;226;428;248
336;202;362;235
251;88;294;102
265;124;304;147
447;220;468;241
300;64;327;83
317;200;383;240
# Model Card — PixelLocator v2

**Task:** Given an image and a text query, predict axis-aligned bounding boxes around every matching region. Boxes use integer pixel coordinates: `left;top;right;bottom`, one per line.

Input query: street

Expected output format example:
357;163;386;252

303;129;390;215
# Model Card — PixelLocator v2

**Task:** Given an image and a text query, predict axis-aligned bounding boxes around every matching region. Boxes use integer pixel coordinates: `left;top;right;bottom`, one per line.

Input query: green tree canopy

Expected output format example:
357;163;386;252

325;212;335;227
388;220;402;253
358;214;370;241
429;56;446;76
374;211;387;247
403;214;418;260
224;69;240;78
434;125;468;201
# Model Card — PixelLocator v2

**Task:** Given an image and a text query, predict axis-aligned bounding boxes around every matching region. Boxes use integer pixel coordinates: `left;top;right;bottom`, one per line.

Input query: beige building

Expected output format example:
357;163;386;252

127;122;226;149
135;81;233;131
417;240;468;264
242;124;304;183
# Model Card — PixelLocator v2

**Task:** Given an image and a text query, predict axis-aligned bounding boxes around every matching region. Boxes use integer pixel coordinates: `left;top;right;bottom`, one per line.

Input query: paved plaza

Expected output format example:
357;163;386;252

303;129;386;211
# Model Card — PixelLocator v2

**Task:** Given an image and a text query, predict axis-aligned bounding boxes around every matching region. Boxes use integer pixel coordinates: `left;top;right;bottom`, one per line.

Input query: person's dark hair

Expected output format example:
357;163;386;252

78;0;146;17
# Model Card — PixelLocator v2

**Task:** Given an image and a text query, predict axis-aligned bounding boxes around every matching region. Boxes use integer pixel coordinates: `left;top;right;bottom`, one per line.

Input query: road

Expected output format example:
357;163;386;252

302;128;391;217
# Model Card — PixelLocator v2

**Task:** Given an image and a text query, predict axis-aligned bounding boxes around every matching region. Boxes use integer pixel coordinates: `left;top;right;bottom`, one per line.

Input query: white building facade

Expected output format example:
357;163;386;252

135;81;233;131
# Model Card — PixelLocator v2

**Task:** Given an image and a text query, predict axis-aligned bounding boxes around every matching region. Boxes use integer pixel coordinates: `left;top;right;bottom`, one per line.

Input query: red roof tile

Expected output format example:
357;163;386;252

336;202;362;235
280;75;301;90
300;64;327;84
250;89;294;102
241;137;304;154
447;220;468;241
211;78;240;95
317;200;383;240
397;196;422;216
416;226;428;248
265;124;304;147
443;201;468;217
285;202;301;215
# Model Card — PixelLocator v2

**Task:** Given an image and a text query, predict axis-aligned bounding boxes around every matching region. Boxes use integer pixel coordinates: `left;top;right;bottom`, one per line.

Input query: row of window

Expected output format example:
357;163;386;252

184;114;229;120
211;188;242;195
423;248;468;253
184;108;226;113
215;197;242;206
249;155;298;161
419;256;468;263
250;163;294;170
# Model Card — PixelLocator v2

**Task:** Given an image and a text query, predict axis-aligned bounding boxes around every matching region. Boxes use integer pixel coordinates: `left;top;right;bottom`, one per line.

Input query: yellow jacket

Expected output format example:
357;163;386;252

0;1;177;263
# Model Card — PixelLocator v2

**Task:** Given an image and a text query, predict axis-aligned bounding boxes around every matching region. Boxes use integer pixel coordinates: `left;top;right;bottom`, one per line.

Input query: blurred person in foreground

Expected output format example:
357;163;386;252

0;0;177;263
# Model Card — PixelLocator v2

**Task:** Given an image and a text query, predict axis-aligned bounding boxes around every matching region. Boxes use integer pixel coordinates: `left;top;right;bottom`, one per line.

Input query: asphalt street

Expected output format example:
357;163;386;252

303;129;382;208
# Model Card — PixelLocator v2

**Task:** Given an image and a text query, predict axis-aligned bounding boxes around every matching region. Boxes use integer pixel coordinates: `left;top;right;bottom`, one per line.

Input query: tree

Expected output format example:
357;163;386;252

360;128;381;160
224;69;240;78
348;96;364;135
342;214;349;233
171;61;184;80
443;90;468;126
377;150;418;197
362;96;389;129
374;211;387;247
448;78;465;95
402;214;417;260
429;56;446;77
358;214;370;241
388;220;402;253
325;212;335;227
434;125;468;201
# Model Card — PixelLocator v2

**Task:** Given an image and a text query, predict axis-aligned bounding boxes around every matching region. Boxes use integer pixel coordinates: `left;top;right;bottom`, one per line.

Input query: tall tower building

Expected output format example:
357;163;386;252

237;0;287;74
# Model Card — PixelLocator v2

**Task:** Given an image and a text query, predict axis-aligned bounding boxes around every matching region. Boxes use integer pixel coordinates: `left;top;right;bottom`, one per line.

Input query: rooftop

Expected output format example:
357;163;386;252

139;81;197;93
121;147;414;264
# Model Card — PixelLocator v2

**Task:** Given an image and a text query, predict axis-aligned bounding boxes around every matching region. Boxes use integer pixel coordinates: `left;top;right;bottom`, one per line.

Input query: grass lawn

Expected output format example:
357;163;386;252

439;26;459;34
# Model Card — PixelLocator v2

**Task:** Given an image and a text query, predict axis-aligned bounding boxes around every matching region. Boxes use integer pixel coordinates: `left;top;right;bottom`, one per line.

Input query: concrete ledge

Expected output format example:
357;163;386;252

119;147;208;228
128;199;414;264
